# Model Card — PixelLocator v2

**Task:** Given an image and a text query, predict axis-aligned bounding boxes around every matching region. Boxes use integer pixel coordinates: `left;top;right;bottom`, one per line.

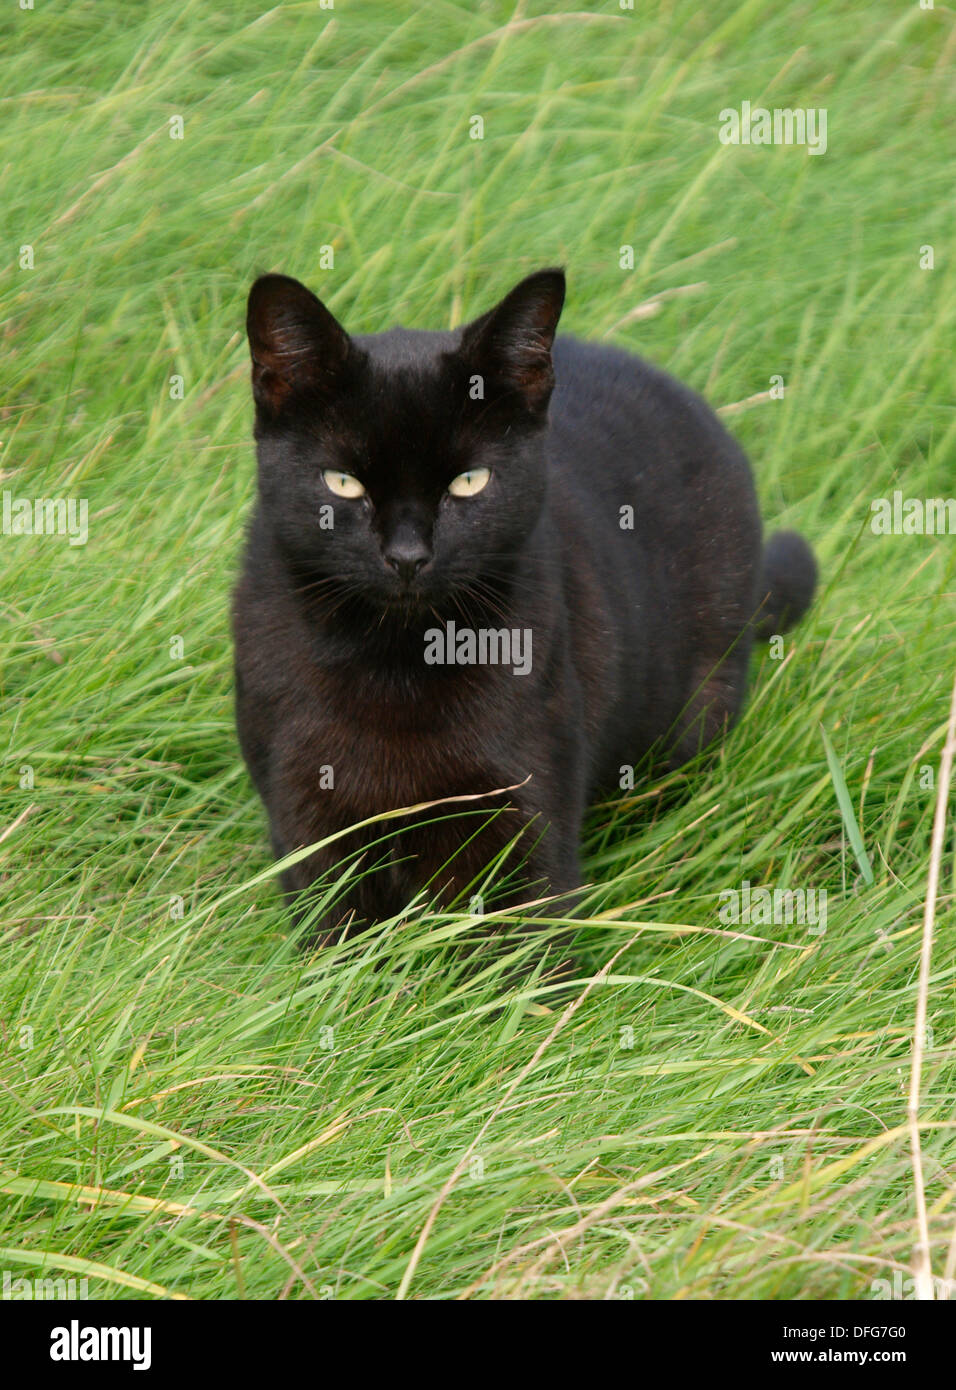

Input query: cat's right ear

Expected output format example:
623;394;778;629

246;274;350;417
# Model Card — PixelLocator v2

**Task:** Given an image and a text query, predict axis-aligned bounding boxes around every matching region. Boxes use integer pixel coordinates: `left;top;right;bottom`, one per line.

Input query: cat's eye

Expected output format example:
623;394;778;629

323;470;366;499
448;467;491;498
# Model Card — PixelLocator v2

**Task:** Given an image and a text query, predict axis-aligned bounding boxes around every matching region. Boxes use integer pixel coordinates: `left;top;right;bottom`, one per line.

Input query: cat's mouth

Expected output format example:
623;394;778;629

380;589;442;623
377;560;442;615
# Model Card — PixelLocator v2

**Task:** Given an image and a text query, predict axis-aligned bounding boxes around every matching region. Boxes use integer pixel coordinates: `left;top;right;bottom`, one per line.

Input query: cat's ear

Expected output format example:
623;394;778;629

246;274;350;416
459;268;565;415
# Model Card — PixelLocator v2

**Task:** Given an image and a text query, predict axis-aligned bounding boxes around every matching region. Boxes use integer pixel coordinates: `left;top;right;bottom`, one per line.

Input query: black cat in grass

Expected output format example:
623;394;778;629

233;269;816;939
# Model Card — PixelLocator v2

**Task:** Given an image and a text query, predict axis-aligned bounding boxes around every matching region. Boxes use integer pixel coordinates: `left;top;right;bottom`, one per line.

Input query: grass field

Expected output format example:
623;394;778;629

1;0;954;1300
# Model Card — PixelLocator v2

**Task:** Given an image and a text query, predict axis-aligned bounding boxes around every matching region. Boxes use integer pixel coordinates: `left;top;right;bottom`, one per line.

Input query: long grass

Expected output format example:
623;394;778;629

1;0;954;1299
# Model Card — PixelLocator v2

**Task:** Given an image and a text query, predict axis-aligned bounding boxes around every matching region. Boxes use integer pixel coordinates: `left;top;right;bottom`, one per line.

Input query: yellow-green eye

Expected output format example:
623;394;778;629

323;470;366;499
448;467;491;498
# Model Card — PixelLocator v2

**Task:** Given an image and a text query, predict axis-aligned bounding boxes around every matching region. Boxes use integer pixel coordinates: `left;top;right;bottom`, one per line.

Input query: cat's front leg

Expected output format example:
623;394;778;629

515;835;585;918
462;794;586;919
269;824;406;946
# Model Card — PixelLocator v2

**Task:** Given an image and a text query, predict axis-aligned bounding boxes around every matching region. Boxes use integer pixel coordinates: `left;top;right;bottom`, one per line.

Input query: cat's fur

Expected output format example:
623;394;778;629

233;268;816;939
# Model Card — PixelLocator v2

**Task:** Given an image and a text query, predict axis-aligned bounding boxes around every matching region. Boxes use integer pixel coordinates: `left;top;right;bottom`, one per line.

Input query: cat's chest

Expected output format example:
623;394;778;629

282;660;522;811
320;652;491;715
291;654;514;753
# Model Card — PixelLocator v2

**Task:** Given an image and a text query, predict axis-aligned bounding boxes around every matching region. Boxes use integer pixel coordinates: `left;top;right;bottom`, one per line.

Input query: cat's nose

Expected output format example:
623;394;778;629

384;539;431;583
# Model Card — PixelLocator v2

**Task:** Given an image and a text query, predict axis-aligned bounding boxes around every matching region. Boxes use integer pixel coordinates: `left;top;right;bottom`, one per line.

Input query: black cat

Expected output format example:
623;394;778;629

233;268;816;939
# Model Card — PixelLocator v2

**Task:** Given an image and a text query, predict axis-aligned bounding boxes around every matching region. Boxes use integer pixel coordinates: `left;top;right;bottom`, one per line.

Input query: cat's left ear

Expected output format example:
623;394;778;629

459;268;565;415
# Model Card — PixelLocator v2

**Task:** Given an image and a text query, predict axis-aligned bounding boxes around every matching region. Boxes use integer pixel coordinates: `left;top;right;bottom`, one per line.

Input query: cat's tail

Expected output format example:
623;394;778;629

753;530;817;639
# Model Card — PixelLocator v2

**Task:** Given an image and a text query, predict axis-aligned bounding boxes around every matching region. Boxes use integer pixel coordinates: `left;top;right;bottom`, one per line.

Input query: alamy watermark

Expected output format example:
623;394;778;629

870;1270;954;1300
424;620;532;676
2;1270;90;1299
718;101;827;156
49;1320;151;1370
870;491;955;535
2;490;88;546
718;880;827;934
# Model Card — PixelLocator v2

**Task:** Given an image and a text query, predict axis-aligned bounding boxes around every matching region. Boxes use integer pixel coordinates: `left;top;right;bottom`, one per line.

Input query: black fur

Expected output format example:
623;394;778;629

233;268;816;938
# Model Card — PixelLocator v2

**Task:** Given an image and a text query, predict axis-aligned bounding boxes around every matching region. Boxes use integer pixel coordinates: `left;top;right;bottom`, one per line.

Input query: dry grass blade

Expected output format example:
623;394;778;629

907;669;956;1300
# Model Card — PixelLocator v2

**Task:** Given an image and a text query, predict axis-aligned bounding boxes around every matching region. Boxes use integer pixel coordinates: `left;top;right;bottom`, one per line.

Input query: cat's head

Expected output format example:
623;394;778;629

245;267;565;620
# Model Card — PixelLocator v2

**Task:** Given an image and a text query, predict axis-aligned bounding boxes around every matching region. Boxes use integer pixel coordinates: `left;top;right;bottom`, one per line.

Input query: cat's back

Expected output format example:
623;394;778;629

547;334;755;511
550;335;733;456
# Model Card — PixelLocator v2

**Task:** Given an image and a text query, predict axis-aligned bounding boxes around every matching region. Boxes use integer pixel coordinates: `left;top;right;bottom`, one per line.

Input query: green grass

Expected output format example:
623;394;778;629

1;0;954;1300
